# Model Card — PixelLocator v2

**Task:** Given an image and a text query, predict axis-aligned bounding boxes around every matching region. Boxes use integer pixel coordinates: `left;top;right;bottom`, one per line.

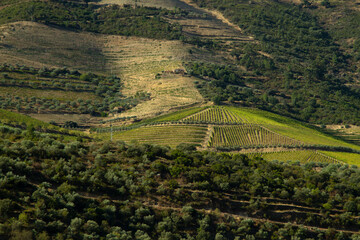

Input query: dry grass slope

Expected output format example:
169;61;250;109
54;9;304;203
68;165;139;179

102;35;205;119
0;22;106;72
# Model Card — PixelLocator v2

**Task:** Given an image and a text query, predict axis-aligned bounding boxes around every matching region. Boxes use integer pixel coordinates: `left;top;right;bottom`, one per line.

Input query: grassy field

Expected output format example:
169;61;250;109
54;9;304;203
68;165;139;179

227;107;360;151
320;151;360;166
0;108;56;129
98;125;207;147
247;150;339;164
0;109;87;141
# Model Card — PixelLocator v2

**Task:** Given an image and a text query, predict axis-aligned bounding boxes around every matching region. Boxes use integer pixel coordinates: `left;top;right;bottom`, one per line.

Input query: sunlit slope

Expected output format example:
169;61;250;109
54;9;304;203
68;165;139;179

99;106;360;153
102;35;204;119
98;125;207;147
247;151;339;164
227;107;360;151
0;109;57;129
209;125;302;147
0;109;83;140
320;151;360;166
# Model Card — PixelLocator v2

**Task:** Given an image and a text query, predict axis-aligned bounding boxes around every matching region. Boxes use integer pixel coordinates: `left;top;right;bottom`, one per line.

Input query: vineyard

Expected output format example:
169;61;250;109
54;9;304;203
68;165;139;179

100;125;207;147
182;107;246;123
319;151;360;166
209;125;302;147
89;105;360;165
247;151;339;164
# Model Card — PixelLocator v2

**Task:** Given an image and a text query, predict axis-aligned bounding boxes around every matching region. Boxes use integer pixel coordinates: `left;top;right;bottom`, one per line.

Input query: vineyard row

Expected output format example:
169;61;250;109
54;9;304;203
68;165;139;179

209;125;302;147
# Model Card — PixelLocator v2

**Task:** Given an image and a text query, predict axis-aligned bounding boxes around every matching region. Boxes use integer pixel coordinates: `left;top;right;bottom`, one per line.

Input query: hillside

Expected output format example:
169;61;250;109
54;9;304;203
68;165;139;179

0;118;360;239
95;106;360;165
1;0;359;124
0;0;360;239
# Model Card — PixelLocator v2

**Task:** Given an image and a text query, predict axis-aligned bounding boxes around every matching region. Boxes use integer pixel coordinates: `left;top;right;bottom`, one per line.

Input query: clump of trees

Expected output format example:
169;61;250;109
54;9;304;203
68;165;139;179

0;64;151;115
0;125;359;239
0;1;183;40
186;0;360;125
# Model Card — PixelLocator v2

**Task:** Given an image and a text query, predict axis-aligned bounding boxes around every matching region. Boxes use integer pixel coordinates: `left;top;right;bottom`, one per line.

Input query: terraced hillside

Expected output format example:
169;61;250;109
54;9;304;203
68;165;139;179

209;125;302;147
0;64;147;127
0;0;254;121
1;0;360;237
182;107;246;123
95;106;360;165
99;125;207;147
102;35;205;119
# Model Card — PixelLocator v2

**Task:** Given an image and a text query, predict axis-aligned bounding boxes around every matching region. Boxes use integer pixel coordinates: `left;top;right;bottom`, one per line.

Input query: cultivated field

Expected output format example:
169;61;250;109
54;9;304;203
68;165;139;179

227;107;360;151
209;125;302;147
99;105;360;164
99;125;207;147
182;107;247;123
144;106;205;123
320;151;360;166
